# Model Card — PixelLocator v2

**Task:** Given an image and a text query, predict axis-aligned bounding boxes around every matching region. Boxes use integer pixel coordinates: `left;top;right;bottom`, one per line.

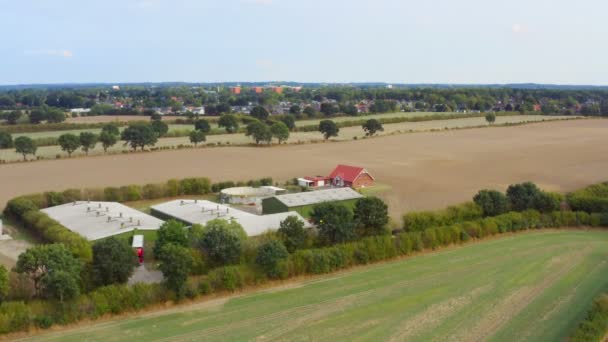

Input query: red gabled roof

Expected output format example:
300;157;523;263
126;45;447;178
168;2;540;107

328;165;373;183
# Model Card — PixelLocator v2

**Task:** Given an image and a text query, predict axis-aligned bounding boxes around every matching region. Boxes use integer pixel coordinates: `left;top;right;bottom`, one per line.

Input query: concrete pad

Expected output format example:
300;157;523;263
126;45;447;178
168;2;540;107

42;201;165;241
151;199;311;236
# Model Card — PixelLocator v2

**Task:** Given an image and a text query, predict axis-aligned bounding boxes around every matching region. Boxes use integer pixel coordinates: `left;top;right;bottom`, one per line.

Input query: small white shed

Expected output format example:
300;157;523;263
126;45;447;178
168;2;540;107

132;235;144;248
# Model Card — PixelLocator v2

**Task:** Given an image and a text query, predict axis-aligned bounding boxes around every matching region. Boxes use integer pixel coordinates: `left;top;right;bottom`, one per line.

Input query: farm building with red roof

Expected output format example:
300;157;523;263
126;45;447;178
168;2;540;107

328;165;375;188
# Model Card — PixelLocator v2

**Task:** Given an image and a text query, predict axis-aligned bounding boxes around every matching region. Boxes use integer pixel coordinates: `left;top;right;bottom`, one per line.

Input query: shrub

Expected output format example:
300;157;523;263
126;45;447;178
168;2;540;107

0;302;31;334
570;294;608;342
403;202;482;231
473;190;509;216
256;240;289;279
208;266;244;291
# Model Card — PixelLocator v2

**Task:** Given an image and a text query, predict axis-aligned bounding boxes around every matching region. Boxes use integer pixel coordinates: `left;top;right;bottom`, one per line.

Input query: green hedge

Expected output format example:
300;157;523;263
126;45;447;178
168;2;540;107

567;182;608;213
403;202;483;231
4;199;92;261
570;293;608;342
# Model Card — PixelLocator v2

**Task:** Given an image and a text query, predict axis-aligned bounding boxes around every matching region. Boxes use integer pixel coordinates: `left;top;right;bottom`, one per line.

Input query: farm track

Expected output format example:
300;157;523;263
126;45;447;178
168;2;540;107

16;230;608;341
1;119;607;218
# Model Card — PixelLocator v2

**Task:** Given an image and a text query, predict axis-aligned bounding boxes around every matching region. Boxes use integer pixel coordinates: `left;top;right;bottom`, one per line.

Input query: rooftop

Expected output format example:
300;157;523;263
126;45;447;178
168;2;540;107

150;200;310;236
273;187;363;207
41;201;165;241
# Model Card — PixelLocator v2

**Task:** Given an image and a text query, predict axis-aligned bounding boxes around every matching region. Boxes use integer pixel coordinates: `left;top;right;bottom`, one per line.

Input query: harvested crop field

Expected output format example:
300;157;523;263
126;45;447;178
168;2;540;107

65;115;185;123
21;230;608;341
1;119;607;218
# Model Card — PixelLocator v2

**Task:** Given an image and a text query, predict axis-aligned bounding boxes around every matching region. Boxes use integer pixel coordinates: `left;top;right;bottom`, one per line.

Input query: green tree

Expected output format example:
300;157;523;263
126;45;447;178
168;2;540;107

270;121;290;143
362;119;384;136
277;216;308;253
189;130;206;146
0;265;8;302
303;106;316;117
29;108;46;124
251;106;270;121
278;114;296;130
0;131;13;149
255;240;289;278
340;104;358;116
43;270;80;302
46;107;66;123
92;237;137;286
121;123;158;151
14;136;37;160
194;119;211;133
289;105;301;116
218;114;239;133
485;112;496;124
101;123;120;136
198;219;245;266
99;131;118;152
79;132;98;155
353;197;389;236
158;243;192;298
6;110;21;125
246;121;272;144
310;202;355;245
58;133;81;157
150;119;169;137
473;190;509;216
14;244;81;298
320;103;338;116
154;220;189;260
319;120;339;140
506;182;546;211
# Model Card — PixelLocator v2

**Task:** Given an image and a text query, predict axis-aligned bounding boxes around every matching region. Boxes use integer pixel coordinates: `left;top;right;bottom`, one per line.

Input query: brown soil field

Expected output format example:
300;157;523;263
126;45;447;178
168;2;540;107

1;119;607;219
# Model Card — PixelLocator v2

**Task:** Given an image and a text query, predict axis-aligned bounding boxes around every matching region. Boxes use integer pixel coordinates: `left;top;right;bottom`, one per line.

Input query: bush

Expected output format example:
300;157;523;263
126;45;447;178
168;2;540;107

3;197;39;217
0;302;31;334
570;294;608;342
255;240;289;279
473;190;509;217
208;266;244;292
403;202;482;231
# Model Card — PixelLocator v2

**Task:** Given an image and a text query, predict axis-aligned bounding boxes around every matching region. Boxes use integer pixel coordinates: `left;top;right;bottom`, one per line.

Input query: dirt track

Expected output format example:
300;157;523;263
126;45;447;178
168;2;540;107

1;119;607;218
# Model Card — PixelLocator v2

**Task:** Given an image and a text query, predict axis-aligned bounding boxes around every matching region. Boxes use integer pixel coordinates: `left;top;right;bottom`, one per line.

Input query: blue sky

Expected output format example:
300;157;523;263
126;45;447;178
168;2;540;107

1;0;607;85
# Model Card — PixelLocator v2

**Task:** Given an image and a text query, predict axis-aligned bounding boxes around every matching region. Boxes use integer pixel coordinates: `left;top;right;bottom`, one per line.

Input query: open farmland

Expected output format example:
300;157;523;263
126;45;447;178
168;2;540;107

20;230;608;341
1;119;606;218
0;114;575;162
65;115;191;123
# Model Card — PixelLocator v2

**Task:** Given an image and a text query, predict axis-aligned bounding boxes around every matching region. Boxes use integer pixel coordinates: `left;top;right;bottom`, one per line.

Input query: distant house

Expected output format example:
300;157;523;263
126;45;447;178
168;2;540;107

298;176;331;188
328;165;375;188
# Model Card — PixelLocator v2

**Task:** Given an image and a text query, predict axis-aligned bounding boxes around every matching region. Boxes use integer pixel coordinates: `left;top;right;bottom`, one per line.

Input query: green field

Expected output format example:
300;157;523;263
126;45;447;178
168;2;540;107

24;230;608;341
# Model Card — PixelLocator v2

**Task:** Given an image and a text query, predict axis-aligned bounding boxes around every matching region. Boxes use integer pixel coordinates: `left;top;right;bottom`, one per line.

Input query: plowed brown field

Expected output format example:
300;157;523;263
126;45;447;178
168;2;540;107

2;119;607;218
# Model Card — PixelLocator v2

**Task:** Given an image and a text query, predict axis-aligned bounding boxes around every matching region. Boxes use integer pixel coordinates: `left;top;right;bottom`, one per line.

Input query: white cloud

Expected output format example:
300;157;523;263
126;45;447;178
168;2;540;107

24;49;74;58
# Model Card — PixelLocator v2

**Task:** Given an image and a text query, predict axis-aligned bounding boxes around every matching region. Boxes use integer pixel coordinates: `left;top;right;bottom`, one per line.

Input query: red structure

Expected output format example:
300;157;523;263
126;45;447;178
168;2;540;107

230;86;241;95
136;247;144;264
254;87;263;94
328;165;375;188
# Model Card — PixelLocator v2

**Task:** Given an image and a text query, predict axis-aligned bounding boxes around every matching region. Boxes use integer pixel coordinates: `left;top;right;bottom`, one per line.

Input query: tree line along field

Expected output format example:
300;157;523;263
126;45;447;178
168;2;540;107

0;114;576;162
21;230;608;341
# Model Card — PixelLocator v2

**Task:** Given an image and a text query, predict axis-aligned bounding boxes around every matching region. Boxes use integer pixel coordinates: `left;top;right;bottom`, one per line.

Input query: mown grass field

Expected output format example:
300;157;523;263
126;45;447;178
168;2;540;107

22;230;608;341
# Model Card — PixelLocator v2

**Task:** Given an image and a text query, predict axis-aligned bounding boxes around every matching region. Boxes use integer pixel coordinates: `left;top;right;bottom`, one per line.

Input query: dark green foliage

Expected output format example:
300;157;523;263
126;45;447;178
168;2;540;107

189;129;206;146
473;190;509;216
506;182;561;212
14;136;37;160
198;219;245;266
153;220;189;260
277;114;296;130
158;244;193;298
0;266;8;302
320;103;338;116
218;114;239;133
150;120;169;137
570;294;608;342
362;119;384;136
318;120;339;140
246;121;272;144
101;123;120;136
0;131;12;148
278;216;308;253
250;106;269;121
256;240;289;278
194;119;211;133
58;133;80;157
485;112;496;124
14;244;81;299
353;197;389;236
121;123;158;151
311;202;355;245
98;131;118;152
567;182;608;213
270;121;290;143
92;238;137;286
79;132;97;155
